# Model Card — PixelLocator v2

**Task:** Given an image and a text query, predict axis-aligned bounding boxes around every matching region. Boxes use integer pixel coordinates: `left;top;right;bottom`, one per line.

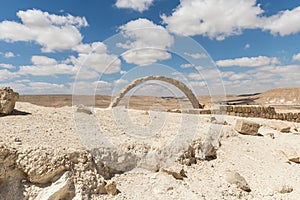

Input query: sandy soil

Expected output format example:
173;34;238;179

1;102;300;199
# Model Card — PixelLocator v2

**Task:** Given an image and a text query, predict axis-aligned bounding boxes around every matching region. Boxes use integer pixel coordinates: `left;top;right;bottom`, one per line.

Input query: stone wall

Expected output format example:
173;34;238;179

178;105;300;122
221;105;300;122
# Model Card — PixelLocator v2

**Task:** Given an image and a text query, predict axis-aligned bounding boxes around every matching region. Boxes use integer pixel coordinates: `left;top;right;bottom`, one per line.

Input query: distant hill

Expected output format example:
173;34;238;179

18;88;300;110
257;88;300;105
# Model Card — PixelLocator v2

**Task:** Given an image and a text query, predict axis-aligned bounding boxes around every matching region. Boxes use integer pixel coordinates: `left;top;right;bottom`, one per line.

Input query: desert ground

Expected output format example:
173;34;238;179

18;88;300;111
1;88;300;199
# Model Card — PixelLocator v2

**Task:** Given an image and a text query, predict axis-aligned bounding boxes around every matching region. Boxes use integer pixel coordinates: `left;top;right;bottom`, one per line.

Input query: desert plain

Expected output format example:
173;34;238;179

1;88;300;200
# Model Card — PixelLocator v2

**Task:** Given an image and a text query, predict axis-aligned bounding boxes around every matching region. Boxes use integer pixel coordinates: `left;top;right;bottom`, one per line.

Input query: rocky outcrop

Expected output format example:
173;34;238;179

234;119;260;136
17;146;69;184
35;172;75;200
0;87;19;114
178;138;219;166
0;144;26;200
0;145;118;199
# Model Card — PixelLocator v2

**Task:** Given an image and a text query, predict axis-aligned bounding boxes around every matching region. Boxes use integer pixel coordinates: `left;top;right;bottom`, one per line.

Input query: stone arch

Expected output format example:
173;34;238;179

110;76;202;109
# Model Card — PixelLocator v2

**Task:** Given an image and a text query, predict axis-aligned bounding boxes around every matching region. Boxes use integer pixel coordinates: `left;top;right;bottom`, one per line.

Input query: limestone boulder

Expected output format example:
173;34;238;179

0;87;19;114
224;170;251;192
280;146;300;163
234;119;260;136
35;172;75;200
269;121;291;133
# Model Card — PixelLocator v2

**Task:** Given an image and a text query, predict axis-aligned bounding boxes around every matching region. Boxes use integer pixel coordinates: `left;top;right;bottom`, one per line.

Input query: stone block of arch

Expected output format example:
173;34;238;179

110;76;202;109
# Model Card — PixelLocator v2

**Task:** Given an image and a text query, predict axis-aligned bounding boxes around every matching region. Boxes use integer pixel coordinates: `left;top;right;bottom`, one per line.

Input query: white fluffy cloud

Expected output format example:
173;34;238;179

4;52;15;58
13;42;121;80
180;63;194;68
162;0;300;40
19;64;78;76
120;49;171;66
0;9;88;52
18;55;78;76
227;73;249;81
292;53;300;61
216;56;280;67
0;82;27;92
0;63;15;69
69;42;121;75
162;0;263;40
71;80;111;95
0;69;18;81
114;79;129;85
187;69;220;81
244;44;251;49
184;52;208;59
115;0;154;12
263;7;300;36
0;80;70;94
220;64;300;94
72;42;107;54
28;82;69;93
31;55;58;65
118;18;174;65
70;53;121;74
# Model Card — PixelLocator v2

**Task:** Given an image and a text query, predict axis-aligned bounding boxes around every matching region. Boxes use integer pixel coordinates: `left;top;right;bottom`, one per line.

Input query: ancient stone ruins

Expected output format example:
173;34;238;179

175;105;300;123
110;76;203;109
110;76;300;123
0;87;19;114
1;85;300;199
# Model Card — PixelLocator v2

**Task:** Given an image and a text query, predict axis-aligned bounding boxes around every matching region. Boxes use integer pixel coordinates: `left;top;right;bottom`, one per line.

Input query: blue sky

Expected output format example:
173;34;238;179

0;0;300;96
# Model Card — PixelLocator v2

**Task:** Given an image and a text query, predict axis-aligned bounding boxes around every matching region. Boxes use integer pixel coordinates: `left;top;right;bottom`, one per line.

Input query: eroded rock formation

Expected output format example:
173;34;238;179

0;87;19;114
0;145;117;199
